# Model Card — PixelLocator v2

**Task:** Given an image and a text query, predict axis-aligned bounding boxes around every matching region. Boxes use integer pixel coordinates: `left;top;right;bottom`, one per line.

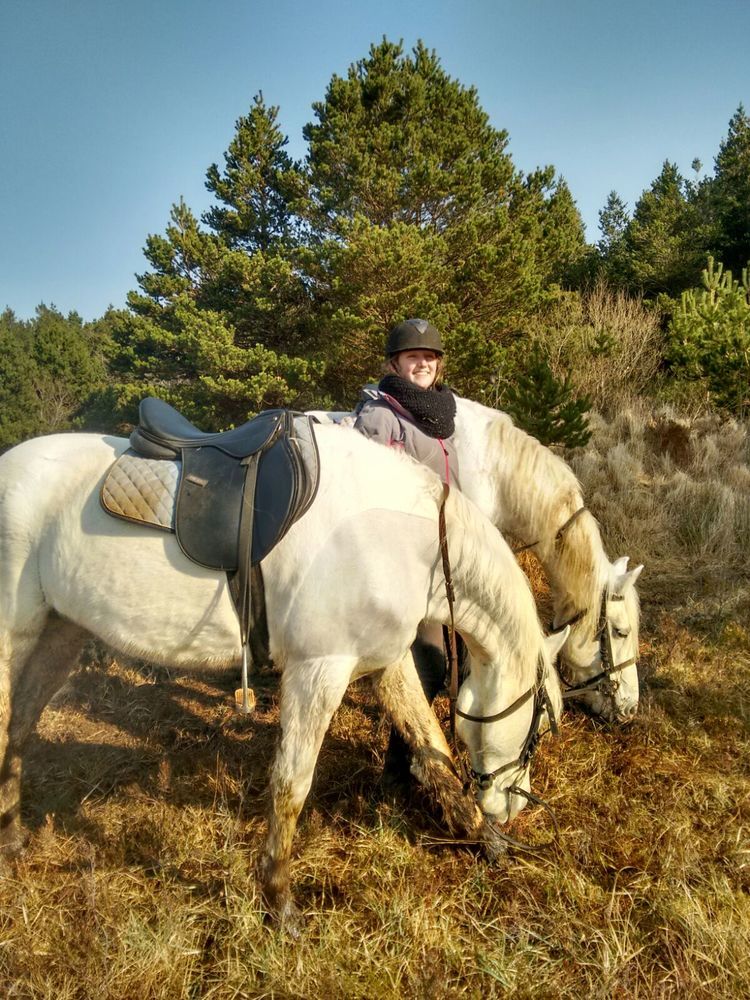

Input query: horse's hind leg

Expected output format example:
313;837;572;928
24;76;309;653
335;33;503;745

371;653;484;842
0;614;88;855
259;656;353;934
382;633;447;788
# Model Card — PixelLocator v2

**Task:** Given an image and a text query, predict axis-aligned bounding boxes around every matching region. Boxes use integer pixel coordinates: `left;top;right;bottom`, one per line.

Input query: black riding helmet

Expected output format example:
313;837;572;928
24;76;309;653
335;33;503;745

385;318;444;357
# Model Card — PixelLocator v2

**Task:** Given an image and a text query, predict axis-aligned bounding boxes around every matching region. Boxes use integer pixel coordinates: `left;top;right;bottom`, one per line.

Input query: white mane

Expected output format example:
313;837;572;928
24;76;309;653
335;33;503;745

443;486;542;679
455;397;615;627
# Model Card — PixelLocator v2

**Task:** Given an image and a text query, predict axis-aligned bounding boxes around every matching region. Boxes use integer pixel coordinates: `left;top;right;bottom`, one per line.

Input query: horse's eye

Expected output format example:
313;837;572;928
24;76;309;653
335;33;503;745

613;627;630;639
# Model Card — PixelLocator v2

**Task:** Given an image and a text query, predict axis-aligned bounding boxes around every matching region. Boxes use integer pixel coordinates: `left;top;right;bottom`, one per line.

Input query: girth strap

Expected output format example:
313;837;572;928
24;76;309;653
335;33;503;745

227;450;270;713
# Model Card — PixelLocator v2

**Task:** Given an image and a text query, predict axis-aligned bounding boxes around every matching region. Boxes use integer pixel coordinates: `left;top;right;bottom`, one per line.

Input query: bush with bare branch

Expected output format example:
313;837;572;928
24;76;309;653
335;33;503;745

524;281;665;412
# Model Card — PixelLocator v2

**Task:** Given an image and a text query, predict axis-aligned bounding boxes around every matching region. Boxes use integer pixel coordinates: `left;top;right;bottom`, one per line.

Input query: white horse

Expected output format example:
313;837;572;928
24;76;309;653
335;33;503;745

452;396;642;722
0;425;566;929
312;397;643;722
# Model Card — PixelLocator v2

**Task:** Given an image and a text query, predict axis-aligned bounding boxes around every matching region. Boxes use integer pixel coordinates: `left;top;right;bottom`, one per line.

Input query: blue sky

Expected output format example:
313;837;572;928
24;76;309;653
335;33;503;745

2;0;748;321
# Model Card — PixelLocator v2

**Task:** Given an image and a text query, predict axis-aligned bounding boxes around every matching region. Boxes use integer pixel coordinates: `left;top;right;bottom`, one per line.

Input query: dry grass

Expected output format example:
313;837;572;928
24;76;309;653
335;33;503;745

527;281;665;413
569;401;750;607
3;408;750;998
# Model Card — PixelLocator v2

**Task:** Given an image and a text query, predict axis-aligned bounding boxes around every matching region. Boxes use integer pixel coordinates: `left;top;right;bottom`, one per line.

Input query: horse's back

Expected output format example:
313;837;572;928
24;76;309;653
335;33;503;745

0;433;127;498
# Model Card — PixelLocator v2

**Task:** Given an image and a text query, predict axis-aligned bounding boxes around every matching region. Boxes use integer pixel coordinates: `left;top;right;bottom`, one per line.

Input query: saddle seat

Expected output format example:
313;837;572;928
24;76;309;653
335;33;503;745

130;396;285;460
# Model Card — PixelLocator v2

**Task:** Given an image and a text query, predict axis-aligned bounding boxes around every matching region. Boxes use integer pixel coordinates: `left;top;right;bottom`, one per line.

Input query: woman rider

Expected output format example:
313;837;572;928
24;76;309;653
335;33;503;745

354;317;459;789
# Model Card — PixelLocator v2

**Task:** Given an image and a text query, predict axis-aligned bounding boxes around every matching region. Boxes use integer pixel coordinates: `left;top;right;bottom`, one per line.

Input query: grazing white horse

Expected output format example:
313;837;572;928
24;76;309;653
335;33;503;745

452;396;642;722
0;425;565;928
312;396;643;722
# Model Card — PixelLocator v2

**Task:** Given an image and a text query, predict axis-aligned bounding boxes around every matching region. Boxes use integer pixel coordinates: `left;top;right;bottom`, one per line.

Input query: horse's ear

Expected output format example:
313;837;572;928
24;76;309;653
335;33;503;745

612;558;643;594
623;564;644;591
612;555;630;575
544;625;569;662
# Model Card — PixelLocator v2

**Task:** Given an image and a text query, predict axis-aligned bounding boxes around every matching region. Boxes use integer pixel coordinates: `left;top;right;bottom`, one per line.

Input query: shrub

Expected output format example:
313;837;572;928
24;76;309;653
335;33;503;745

522;281;664;412
667;257;750;417
569;401;750;584
501;346;591;448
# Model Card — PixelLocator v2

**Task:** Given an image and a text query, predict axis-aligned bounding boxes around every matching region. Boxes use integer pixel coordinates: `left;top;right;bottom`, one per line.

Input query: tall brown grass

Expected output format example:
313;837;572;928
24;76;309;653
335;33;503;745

2;406;750;998
570;402;750;595
528;281;665;412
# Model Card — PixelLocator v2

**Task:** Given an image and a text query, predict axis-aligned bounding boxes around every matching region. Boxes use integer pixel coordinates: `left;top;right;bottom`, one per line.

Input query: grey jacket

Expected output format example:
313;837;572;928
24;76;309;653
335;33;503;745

353;388;460;487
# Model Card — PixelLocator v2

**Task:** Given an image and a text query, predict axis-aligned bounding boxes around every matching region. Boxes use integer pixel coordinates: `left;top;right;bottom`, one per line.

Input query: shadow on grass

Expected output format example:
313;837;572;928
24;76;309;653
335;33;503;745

20;657;436;857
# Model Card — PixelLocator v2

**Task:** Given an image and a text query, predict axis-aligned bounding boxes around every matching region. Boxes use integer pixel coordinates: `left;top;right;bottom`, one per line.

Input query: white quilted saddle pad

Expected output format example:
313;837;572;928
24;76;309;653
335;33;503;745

100;452;179;530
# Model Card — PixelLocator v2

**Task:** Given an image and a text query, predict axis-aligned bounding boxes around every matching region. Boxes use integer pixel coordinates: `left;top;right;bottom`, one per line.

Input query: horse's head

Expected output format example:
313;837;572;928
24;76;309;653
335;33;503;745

456;628;567;823
557;557;643;723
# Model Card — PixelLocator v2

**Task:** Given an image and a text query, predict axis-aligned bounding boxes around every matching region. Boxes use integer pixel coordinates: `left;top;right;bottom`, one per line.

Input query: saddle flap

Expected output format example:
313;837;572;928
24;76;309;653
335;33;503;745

176;447;246;570
174;414;320;569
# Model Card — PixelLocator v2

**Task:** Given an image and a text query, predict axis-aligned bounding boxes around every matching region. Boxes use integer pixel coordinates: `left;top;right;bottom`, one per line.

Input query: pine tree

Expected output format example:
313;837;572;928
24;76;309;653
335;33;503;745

302;39;586;403
304;39;515;232
623;161;706;296
111;99;319;425
708;104;750;276
0;311;38;448
595;191;631;286
203;93;306;252
668;257;750;416
502;346;591;448
0;307;110;447
128;199;220;319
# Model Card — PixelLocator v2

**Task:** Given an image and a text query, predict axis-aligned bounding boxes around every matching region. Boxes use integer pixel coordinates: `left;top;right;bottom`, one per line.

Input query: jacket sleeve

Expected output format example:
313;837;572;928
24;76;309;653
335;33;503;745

353;401;404;448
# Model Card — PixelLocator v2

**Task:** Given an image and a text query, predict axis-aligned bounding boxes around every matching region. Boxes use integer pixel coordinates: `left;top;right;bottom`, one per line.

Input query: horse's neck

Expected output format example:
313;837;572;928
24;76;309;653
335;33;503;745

454;396;606;616
441;487;541;685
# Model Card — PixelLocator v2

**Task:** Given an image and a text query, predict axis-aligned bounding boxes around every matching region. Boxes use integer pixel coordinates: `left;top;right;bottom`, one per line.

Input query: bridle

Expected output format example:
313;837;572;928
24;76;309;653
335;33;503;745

438;486;561;851
456;652;559;795
555;589;637;704
454;653;563;853
439;486;559;797
514;506;637;706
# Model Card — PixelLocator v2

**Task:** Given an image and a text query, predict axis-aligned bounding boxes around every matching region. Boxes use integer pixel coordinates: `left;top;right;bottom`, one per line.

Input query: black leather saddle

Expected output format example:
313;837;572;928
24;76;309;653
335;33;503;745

129;397;319;571
127;397;320;676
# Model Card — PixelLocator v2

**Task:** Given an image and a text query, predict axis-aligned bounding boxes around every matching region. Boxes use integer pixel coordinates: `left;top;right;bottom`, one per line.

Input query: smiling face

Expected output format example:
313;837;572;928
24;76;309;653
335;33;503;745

390;349;440;389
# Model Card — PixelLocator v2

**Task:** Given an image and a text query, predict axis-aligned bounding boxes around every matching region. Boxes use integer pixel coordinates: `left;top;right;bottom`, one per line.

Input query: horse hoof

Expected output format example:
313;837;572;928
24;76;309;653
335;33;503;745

480;820;508;864
277;898;304;940
0;830;28;861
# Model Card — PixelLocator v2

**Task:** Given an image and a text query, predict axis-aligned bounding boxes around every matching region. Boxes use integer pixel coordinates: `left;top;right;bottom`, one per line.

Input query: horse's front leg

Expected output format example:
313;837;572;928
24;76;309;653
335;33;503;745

259;656;353;935
370;653;486;844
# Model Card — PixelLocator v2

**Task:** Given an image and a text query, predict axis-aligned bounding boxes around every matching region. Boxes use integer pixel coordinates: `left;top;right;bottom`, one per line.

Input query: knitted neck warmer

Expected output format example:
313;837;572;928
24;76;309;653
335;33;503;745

378;373;456;438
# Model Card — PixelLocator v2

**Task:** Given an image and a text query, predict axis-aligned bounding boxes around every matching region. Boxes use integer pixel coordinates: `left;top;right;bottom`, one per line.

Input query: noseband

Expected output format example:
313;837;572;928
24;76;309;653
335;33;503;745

555;589;637;703
455;654;559;792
